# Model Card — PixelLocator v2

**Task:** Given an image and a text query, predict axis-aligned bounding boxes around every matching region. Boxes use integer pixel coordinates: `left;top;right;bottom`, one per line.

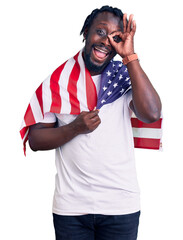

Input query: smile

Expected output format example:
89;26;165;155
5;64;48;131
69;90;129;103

93;46;110;61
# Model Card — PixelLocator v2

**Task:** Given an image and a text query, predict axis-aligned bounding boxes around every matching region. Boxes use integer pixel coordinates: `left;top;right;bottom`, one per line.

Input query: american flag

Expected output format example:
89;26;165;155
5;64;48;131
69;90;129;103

97;59;131;109
20;50;162;155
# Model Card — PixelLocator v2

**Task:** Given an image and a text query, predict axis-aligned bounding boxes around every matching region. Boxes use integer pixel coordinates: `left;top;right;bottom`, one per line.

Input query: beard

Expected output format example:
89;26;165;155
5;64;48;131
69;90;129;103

83;45;112;74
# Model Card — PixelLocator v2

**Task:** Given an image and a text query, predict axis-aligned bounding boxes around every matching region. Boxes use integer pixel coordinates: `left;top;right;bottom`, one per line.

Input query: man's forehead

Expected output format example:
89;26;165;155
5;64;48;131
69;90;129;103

92;11;122;27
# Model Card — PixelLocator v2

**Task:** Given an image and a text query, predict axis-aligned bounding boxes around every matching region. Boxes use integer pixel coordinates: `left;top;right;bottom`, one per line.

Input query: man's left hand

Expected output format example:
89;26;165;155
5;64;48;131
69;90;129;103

108;13;136;58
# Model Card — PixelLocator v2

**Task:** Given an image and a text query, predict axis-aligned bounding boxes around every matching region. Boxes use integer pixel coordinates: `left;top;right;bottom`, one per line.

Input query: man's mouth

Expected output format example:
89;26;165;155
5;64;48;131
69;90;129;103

93;46;110;61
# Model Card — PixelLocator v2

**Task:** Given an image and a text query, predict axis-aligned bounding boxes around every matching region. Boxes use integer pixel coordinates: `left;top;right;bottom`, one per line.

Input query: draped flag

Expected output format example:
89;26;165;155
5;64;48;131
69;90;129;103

20;49;162;155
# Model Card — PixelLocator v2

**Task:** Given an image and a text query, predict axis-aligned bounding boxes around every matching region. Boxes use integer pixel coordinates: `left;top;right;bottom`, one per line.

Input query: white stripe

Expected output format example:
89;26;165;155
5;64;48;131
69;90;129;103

20;119;26;130
77;50;88;111
59;58;75;113
20;119;29;142
23;128;29;142
30;93;44;122
42;75;52;113
131;112;137;118
132;127;162;139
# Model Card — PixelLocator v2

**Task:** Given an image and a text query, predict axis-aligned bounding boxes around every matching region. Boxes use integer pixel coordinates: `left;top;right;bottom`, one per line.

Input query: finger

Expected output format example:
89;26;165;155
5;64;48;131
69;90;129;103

88;110;99;119
108;34;118;48
91;119;101;128
131;20;136;37
108;32;123;46
127;14;134;33
123;13;127;33
90;115;100;122
109;31;123;38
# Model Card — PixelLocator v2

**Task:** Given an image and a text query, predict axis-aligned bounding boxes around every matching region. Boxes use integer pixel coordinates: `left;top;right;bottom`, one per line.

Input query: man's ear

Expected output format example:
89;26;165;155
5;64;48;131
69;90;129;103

83;29;88;41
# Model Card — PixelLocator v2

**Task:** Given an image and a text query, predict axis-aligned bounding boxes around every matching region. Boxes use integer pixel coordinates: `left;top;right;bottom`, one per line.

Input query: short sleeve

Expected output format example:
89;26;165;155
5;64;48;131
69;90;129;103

39;112;57;123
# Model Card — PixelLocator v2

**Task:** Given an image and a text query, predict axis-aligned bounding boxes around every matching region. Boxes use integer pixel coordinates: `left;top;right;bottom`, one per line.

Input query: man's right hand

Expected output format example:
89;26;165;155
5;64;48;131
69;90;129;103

28;110;101;151
72;110;101;134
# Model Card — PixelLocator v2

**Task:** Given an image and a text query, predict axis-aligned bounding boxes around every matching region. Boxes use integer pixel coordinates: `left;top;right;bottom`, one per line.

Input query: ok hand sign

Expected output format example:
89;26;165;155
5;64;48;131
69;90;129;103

108;14;136;58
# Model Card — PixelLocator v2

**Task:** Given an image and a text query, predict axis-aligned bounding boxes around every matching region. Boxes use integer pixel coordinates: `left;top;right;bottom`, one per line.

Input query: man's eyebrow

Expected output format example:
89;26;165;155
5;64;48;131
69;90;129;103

97;23;108;26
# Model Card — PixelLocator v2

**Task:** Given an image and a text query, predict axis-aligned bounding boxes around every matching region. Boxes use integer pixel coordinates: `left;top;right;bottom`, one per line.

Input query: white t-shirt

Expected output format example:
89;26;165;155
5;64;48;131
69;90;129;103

41;75;140;215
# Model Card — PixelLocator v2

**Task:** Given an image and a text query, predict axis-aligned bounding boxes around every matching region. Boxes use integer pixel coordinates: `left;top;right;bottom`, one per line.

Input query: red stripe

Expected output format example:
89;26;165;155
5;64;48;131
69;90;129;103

85;68;97;111
20;127;27;139
23;132;29;156
36;83;43;116
131;118;162;129
134;137;161;150
50;61;67;113
24;104;36;126
67;52;80;114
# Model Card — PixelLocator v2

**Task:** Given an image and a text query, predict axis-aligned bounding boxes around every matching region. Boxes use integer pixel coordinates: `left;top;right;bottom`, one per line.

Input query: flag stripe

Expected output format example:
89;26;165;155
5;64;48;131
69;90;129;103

20;123;27;139
30;93;44;122
134;137;161;150
35;83;43;116
42;76;52;114
131;118;162;129
76;51;88;111
50;62;67;113
68;53;80;114
24;104;36;126
59;58;75;113
85;68;97;111
132;127;162;139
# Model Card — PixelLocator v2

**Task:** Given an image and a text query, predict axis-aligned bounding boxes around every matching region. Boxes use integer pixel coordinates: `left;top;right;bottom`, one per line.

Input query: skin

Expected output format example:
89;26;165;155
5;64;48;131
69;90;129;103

83;12;123;75
28;11;162;151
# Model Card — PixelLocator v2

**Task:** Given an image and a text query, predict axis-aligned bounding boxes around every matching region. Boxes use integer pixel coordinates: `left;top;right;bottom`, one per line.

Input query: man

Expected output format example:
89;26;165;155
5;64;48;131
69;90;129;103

21;5;162;240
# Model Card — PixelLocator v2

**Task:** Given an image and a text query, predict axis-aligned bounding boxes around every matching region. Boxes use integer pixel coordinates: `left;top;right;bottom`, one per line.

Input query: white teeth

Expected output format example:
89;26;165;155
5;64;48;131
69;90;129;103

94;47;108;54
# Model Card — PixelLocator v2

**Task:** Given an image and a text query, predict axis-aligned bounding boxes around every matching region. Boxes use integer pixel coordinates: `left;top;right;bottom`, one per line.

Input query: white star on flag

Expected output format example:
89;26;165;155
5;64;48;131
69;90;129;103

120;88;125;94
103;86;107;91
113;83;118;88
125;77;130;81
119;74;123;80
101;99;106;104
107;91;112;96
106;70;112;76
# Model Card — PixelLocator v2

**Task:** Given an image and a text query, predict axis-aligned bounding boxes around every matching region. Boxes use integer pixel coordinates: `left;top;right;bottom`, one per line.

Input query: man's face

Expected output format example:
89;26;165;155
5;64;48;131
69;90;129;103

83;12;123;76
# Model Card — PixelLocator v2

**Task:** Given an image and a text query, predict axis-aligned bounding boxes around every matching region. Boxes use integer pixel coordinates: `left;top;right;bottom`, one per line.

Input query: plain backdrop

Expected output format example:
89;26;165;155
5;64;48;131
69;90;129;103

1;0;183;239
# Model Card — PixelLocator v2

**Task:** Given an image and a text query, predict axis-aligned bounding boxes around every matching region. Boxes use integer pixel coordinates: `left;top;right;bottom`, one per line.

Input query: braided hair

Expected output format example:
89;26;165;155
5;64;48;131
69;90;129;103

80;5;124;36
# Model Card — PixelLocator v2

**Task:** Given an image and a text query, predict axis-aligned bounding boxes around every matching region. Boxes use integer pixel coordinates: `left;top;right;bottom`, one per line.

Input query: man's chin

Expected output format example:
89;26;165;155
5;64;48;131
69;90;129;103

84;54;109;74
85;60;106;75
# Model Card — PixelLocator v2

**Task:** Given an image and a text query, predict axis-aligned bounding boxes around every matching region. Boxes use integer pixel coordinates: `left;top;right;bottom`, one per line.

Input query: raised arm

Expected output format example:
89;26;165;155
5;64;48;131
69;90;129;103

28;110;101;151
108;14;162;123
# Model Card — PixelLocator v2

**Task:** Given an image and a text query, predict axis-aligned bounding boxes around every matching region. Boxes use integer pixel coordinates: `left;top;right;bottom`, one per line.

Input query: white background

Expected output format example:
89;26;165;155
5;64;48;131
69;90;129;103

0;0;182;239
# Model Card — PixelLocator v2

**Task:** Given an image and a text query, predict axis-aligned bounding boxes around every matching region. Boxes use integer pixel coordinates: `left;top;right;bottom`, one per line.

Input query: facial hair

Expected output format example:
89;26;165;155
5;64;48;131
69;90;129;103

83;44;112;74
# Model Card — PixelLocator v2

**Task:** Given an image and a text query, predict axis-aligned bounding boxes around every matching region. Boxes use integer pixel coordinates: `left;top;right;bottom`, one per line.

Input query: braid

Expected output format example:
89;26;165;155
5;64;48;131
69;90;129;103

80;5;124;36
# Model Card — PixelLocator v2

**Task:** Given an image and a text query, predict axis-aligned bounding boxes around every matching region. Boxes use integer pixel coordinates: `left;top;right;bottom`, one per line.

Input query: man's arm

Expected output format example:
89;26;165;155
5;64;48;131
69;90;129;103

28;110;101;151
108;14;162;123
127;60;161;123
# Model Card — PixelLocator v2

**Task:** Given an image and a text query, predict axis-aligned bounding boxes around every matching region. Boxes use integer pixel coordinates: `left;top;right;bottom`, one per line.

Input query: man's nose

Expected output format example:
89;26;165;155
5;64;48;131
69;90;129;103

101;35;111;47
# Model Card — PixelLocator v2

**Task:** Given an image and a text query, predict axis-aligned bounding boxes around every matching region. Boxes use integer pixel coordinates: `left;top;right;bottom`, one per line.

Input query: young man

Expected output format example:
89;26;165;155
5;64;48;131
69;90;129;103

21;5;161;240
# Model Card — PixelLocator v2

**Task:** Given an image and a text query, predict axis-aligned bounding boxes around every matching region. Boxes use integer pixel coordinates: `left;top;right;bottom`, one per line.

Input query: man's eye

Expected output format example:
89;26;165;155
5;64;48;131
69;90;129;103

113;35;122;43
96;29;106;36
